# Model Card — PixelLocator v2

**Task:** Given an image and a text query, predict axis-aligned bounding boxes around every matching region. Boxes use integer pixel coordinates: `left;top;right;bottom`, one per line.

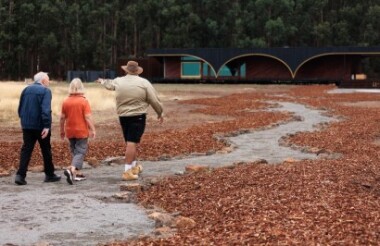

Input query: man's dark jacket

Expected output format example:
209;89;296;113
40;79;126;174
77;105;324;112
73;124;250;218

18;82;52;130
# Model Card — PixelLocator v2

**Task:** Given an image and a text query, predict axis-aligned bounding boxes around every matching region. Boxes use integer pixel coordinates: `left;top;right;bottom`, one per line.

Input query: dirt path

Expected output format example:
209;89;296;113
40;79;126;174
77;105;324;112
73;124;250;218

0;101;336;246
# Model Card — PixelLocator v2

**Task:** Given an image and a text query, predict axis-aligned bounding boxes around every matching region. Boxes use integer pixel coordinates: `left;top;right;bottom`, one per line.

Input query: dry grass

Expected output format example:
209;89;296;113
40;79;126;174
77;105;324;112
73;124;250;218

0;82;24;122
0;81;278;124
0;81;115;123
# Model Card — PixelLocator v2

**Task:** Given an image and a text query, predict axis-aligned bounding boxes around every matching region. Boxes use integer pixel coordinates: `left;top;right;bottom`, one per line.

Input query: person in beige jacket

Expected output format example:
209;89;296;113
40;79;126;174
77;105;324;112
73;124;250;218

98;61;164;181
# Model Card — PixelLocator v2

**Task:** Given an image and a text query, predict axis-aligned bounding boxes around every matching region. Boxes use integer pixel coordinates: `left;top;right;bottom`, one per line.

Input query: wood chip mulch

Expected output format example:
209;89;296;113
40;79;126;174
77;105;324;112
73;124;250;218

107;85;380;245
1;85;380;245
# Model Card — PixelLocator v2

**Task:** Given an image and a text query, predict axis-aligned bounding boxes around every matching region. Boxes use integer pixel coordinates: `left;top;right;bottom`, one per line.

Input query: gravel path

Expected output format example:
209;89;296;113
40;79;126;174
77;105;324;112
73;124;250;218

0;101;335;246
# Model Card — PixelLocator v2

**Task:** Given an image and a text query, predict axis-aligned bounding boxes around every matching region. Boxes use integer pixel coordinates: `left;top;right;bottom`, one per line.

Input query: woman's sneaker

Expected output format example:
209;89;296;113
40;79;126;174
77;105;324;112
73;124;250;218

74;176;86;181
64;169;74;185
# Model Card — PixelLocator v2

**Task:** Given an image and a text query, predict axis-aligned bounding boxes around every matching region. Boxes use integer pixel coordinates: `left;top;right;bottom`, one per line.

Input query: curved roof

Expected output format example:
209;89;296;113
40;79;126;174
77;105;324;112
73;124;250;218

147;46;380;76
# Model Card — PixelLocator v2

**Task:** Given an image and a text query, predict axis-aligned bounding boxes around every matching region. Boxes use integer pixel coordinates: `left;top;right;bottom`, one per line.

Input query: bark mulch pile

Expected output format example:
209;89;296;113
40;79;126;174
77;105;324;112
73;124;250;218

107;85;380;245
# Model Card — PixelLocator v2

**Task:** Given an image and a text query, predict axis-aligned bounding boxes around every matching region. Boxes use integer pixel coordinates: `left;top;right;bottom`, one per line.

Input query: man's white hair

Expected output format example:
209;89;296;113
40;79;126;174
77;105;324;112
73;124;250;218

34;72;49;83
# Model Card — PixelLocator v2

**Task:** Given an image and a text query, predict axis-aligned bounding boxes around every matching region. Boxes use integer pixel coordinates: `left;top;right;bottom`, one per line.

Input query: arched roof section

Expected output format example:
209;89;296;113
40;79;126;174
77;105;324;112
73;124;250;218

220;54;293;78
294;51;380;78
147;53;217;78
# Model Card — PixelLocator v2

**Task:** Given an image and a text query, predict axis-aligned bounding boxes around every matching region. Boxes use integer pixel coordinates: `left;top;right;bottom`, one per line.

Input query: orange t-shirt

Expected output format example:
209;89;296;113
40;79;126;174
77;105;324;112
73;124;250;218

61;94;92;138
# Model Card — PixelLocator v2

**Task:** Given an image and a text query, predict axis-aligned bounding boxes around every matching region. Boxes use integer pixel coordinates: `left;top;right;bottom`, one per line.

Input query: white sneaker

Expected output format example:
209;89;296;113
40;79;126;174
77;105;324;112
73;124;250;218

74;176;86;181
64;169;74;185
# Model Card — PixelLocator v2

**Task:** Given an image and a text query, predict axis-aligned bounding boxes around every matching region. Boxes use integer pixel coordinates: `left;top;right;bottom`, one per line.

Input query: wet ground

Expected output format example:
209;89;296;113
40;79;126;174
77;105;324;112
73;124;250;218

0;101;337;246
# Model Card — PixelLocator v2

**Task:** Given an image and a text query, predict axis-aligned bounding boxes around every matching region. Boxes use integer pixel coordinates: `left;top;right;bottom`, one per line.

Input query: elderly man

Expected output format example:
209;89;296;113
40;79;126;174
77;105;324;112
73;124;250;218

15;72;61;185
98;61;164;181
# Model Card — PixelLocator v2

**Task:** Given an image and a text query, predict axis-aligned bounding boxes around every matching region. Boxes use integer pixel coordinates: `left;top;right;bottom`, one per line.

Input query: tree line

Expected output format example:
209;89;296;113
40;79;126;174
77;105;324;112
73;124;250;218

0;0;379;80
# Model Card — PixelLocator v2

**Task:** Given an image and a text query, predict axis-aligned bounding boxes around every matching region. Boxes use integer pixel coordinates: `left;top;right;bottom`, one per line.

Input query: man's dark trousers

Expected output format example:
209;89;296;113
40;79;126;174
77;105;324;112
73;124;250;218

17;129;55;178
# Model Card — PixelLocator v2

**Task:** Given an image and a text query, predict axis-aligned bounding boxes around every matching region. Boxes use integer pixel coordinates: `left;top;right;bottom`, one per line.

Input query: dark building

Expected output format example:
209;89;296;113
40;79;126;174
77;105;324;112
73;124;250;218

140;47;380;88
66;70;116;82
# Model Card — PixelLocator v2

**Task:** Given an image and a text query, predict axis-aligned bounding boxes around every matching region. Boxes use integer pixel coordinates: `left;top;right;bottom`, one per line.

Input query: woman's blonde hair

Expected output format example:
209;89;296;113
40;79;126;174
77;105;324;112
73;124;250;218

69;78;85;94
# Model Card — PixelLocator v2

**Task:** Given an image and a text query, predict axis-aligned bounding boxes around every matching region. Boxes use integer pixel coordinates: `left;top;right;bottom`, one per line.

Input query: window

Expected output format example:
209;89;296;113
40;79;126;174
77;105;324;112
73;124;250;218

181;56;201;78
218;65;232;76
240;63;246;78
181;62;201;78
203;63;216;76
180;56;217;78
218;63;246;77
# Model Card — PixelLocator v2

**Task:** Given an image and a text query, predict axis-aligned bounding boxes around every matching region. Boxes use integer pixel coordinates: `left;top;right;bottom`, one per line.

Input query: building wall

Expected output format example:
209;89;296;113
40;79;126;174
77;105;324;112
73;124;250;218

117;57;163;80
295;55;354;81
245;56;292;80
164;57;181;79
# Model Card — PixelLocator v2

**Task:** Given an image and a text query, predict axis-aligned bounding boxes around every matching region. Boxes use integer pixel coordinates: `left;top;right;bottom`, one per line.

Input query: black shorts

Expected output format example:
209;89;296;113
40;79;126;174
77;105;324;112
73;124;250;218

119;114;146;143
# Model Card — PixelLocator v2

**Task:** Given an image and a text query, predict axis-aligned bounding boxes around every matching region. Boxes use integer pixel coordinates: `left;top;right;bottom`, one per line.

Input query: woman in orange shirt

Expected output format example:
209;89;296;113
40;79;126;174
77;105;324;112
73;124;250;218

60;78;96;185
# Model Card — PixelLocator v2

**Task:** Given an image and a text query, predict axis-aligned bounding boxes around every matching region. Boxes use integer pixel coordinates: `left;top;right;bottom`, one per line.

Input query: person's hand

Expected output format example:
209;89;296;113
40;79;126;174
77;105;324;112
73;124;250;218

41;128;50;139
90;130;96;139
60;131;65;140
158;115;164;124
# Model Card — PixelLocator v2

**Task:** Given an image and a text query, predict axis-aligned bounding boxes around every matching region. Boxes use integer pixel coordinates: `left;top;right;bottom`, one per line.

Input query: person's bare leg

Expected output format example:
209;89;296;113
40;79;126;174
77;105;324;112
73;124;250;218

122;141;139;180
125;141;136;164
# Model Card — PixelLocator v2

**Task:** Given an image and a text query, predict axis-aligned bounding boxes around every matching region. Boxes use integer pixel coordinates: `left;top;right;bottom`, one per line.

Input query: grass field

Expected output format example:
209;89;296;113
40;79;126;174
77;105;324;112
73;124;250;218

0;81;115;123
0;81;285;124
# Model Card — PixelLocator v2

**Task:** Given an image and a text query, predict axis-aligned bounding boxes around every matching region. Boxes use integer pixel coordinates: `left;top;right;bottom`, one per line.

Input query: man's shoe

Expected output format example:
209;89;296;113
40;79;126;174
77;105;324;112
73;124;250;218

122;169;138;181
44;174;61;182
131;164;143;175
64;169;74;185
15;175;27;185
